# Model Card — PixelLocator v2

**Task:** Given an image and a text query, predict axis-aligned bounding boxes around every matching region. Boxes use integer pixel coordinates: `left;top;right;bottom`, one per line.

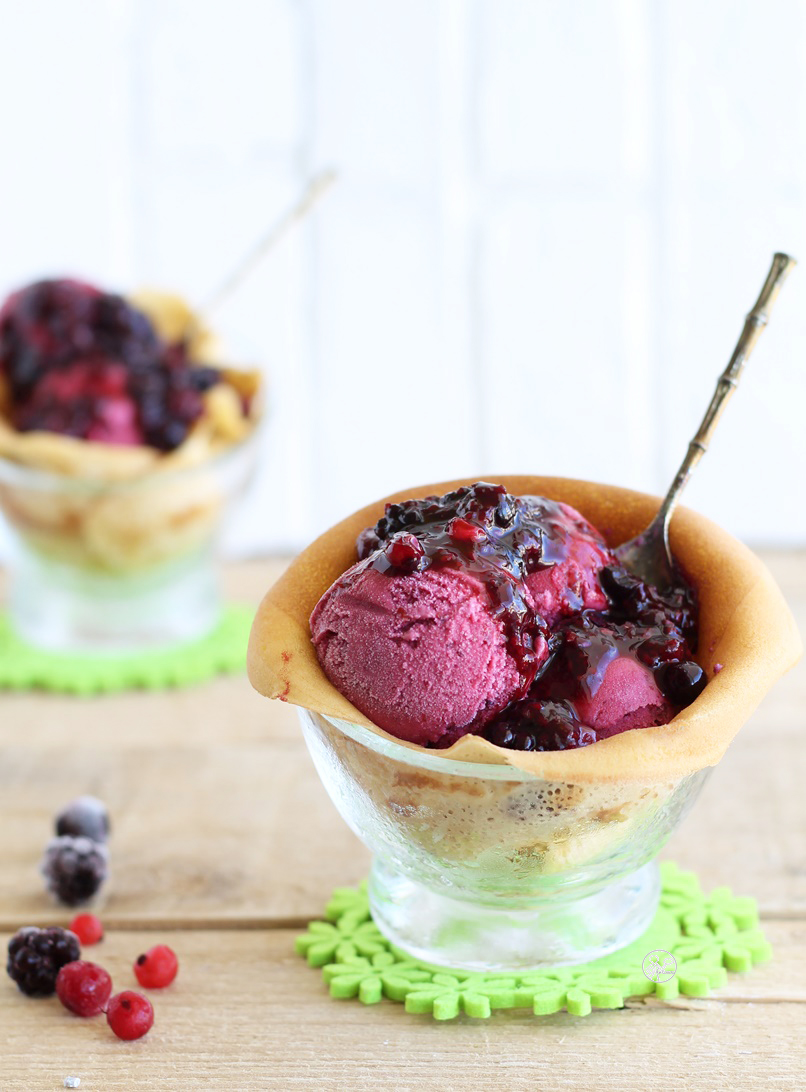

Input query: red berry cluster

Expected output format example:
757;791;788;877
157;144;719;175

6;796;179;1043
6;916;178;1042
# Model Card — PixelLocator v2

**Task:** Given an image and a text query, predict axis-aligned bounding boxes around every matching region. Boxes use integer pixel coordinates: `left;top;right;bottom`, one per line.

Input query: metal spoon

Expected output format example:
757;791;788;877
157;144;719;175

615;251;796;590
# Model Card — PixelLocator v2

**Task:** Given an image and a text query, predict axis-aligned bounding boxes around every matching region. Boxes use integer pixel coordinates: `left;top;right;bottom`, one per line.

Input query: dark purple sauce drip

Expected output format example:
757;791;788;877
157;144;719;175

357;483;704;752
358;482;605;708
489;602;703;751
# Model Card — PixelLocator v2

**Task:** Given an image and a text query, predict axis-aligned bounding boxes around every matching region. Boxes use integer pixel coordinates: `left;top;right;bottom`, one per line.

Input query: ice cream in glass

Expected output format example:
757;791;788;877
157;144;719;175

249;478;800;971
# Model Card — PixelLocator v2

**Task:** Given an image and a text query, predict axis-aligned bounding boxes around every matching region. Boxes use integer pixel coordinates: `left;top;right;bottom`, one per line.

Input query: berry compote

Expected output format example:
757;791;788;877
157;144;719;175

357;482;705;752
0;278;220;451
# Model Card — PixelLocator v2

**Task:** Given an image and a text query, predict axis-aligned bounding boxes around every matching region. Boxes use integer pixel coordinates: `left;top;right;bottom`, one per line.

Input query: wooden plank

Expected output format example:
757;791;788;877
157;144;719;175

0;726;805;926
0;556;804;920
661;738;806;917
0;741;370;929
2;923;805;1092
0;674;300;749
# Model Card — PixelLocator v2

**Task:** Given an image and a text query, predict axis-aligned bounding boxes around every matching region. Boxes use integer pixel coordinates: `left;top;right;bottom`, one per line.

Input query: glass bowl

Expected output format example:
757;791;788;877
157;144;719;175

0;429;259;651
299;708;709;972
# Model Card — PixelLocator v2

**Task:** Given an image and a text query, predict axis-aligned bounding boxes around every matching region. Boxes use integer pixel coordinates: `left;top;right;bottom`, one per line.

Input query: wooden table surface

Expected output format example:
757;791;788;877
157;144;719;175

2;554;805;1091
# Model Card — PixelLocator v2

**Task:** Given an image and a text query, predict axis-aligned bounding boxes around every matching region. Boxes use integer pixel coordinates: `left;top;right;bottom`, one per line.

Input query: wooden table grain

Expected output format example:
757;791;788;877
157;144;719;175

2;555;805;1091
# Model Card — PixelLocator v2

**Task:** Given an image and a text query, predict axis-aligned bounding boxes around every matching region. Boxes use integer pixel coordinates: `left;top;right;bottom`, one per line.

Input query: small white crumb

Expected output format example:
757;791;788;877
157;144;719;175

64;1079;81;1089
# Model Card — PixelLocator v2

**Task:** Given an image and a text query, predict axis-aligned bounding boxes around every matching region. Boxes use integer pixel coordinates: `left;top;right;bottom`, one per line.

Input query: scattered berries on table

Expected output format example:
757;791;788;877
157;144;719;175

55;961;112;1017
55;796;110;843
133;944;178;989
106;991;154;1040
6;926;81;997
41;836;108;906
68;913;104;946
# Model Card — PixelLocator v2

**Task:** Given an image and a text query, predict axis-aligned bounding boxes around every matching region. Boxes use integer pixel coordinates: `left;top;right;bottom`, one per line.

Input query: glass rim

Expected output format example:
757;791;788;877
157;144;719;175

0;416;264;494
318;712;541;782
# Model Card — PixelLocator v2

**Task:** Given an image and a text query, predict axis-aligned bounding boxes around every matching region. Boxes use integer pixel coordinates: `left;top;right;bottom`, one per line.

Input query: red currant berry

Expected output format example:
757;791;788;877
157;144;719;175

56;961;112;1017
383;534;424;570
448;517;484;543
106;991;154;1040
133;944;178;989
68;913;104;946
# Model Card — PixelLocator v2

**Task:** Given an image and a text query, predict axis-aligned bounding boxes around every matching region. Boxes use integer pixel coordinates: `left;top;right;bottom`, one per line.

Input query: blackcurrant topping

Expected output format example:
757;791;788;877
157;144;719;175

654;660;708;705
352;483;704;752
356;482;607;707
483;699;597;752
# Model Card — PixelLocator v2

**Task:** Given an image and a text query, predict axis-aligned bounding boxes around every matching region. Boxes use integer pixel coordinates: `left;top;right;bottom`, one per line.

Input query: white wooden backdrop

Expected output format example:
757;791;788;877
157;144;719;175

0;0;804;555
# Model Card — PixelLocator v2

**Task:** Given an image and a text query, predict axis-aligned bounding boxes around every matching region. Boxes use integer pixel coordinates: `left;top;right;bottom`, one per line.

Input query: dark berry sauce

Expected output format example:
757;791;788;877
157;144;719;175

358;482;606;708
357;482;704;752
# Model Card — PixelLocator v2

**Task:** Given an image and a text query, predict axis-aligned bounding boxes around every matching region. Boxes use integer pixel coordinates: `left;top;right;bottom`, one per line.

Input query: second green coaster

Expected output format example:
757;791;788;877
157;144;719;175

0;604;253;693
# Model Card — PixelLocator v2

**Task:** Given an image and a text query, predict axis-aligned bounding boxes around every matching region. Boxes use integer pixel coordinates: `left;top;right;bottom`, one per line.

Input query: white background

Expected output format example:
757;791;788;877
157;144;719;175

0;0;804;555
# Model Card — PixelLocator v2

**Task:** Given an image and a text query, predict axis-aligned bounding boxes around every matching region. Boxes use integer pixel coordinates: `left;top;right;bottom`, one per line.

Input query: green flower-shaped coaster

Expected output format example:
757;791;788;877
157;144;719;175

296;862;772;1020
0;604;253;693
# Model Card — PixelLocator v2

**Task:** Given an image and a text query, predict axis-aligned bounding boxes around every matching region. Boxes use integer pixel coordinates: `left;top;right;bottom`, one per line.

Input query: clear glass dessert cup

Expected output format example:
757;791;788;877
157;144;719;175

299;708;708;972
0;430;259;652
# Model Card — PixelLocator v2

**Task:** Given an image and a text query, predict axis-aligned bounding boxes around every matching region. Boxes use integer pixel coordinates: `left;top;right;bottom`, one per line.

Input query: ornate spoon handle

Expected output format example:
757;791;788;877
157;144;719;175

654;251;797;540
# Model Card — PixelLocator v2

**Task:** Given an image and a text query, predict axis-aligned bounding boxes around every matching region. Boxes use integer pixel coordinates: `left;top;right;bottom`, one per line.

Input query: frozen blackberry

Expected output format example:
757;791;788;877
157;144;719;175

6;926;81;997
41;836;108;906
55;796;110;843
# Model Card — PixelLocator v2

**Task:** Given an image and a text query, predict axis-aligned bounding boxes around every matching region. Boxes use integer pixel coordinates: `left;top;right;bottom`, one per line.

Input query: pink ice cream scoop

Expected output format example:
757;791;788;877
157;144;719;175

576;657;674;738
310;482;704;753
311;566;524;746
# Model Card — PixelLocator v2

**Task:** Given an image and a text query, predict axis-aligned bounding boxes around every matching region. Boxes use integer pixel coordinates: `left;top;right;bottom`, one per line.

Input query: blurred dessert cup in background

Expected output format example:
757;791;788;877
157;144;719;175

0;279;263;651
